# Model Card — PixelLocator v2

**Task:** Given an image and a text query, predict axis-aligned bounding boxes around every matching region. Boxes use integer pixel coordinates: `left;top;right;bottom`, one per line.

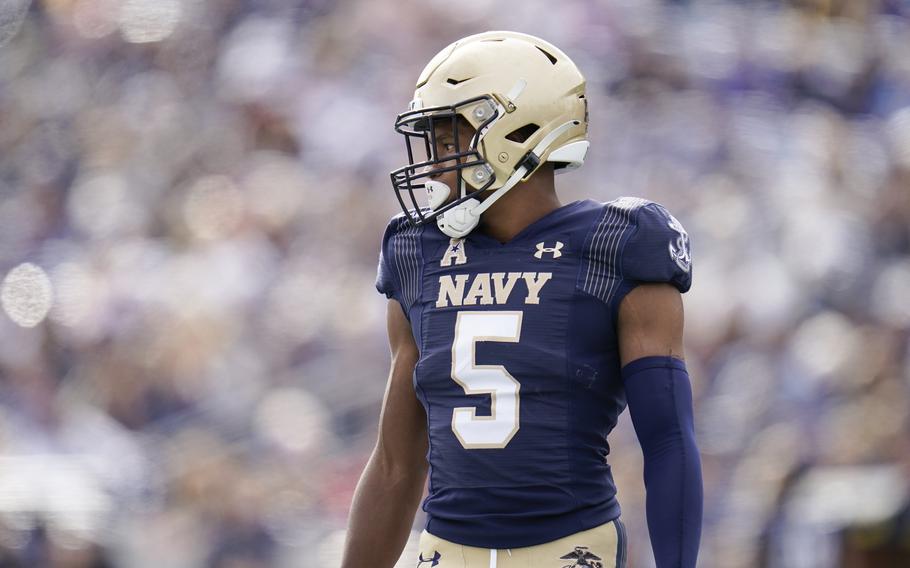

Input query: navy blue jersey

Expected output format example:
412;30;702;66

375;198;692;549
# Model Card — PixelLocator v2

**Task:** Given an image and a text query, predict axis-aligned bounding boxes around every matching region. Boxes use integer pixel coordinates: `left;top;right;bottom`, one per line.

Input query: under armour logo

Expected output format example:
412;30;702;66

417;551;441;567
534;241;564;259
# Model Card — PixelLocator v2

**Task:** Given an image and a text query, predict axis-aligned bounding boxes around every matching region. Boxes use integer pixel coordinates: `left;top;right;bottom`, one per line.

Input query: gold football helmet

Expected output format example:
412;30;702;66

390;31;589;237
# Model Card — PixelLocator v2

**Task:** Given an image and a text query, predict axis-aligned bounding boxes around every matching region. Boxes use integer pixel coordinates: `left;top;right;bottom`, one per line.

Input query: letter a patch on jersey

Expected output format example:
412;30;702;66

441;238;467;266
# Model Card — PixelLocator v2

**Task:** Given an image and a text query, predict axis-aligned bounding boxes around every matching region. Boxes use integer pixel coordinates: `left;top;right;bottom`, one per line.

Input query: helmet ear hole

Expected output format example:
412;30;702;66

505;123;540;143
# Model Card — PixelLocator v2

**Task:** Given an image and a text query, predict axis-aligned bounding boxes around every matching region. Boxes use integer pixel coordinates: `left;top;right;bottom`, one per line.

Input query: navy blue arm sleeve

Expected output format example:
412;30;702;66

622;356;703;568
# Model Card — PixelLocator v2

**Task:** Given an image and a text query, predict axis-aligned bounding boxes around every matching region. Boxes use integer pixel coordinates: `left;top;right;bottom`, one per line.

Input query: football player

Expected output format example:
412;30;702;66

341;31;702;568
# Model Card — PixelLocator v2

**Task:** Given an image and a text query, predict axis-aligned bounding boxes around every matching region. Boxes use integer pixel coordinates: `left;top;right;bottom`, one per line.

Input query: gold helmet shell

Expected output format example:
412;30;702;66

391;31;589;228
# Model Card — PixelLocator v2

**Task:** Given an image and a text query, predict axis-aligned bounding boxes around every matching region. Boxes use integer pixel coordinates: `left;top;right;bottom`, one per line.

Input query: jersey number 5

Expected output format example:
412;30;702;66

451;311;522;449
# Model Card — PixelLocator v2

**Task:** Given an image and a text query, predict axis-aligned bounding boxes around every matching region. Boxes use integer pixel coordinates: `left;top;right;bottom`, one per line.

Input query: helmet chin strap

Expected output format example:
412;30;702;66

427;179;481;239
433;120;580;239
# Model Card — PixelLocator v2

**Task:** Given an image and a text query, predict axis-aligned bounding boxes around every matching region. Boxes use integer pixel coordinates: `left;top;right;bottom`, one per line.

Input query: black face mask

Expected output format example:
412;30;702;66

389;95;498;228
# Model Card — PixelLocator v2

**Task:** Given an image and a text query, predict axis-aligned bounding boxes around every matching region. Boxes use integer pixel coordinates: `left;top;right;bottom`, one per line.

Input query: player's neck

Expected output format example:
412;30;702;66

478;174;561;244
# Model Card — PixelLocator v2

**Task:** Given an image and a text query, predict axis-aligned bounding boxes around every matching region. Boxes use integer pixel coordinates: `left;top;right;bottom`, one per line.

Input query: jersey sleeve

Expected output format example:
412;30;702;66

374;213;423;315
375;215;404;301
579;198;692;307
621;202;692;293
376;219;400;301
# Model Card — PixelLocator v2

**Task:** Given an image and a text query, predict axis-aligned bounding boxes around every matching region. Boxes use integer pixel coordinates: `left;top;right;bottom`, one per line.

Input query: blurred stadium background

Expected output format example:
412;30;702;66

0;0;908;566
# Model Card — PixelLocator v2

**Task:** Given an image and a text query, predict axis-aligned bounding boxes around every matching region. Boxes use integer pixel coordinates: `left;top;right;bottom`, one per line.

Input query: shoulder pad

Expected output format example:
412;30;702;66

623;201;692;291
375;213;424;312
579;198;691;305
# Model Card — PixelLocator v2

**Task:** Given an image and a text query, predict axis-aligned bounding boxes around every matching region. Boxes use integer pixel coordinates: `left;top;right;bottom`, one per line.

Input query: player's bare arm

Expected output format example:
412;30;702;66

340;299;428;568
618;282;685;365
618;283;703;568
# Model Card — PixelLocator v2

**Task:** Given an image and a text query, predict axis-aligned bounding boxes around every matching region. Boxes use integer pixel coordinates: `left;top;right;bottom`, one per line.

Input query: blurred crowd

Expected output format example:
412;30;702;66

0;0;908;566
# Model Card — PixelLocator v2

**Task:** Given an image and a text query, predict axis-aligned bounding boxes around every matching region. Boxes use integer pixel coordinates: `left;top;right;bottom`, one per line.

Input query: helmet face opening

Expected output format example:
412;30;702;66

390;95;500;227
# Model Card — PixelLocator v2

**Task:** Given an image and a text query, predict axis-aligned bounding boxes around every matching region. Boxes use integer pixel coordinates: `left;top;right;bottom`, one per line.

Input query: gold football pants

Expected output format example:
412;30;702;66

416;519;627;568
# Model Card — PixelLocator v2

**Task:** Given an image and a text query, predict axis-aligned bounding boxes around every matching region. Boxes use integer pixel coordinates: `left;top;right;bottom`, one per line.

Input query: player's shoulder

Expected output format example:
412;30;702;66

381;210;446;243
376;211;428;309
579;196;692;300
602;195;654;212
379;211;436;254
592;196;687;244
581;196;658;249
381;211;415;238
543;198;618;241
614;197;692;291
597;195;679;219
380;210;431;265
580;196;670;232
